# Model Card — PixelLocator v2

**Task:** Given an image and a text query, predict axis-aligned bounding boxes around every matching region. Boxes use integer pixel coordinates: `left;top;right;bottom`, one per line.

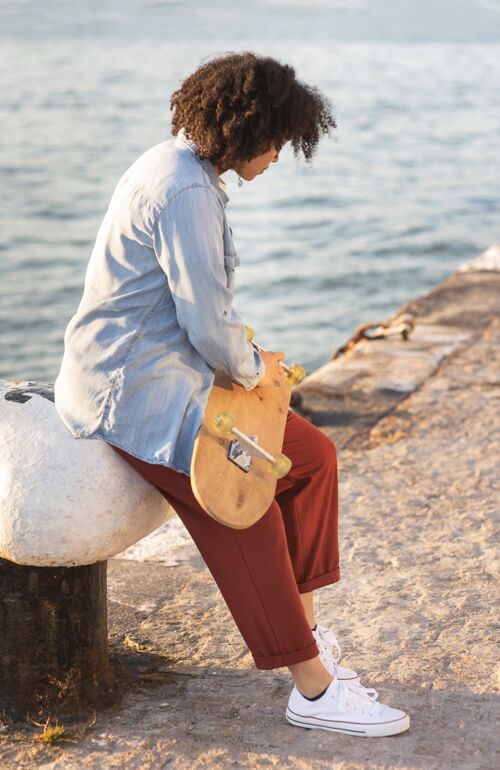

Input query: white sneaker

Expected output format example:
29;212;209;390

286;673;410;738
312;624;358;681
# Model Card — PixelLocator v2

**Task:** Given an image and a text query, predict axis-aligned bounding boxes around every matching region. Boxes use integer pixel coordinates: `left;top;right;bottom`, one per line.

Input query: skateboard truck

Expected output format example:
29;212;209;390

227;435;256;472
213;412;292;478
245;325;306;386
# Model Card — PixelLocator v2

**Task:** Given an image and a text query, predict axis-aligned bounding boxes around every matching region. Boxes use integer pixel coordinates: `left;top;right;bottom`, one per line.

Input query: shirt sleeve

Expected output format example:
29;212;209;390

152;185;263;390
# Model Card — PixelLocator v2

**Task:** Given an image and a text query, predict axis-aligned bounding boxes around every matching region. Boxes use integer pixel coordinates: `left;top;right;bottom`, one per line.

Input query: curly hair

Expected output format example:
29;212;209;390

170;52;336;170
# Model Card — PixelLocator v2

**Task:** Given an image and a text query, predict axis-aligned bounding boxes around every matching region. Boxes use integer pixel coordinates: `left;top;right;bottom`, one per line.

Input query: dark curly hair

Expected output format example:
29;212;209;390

170;52;336;170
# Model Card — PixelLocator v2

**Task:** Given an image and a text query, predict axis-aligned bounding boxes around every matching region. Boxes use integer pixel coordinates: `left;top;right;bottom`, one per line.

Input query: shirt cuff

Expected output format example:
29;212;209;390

234;349;264;391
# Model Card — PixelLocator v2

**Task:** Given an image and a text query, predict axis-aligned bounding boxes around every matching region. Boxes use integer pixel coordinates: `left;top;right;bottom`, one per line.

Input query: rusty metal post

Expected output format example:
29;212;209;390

0;558;116;716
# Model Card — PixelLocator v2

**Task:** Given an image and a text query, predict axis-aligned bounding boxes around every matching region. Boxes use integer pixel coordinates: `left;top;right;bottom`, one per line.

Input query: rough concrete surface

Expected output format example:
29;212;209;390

0;270;498;769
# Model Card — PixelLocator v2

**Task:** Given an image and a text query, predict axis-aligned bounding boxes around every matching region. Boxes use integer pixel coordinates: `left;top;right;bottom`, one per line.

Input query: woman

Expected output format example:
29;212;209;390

55;52;409;737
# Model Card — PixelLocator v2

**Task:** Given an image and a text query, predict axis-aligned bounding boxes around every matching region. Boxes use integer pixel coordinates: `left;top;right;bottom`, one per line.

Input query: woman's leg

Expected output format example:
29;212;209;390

110;409;339;672
275;409;340;694
113;443;319;668
288;657;332;698
274;409;340;597
111;418;410;735
299;592;315;628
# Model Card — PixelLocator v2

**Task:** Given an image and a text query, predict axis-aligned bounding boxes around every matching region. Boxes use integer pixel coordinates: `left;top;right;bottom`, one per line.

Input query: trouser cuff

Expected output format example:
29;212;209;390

298;566;340;593
253;639;320;670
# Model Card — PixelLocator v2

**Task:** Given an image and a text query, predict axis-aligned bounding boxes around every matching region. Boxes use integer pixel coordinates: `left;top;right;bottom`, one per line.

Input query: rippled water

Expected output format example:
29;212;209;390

1;0;499;380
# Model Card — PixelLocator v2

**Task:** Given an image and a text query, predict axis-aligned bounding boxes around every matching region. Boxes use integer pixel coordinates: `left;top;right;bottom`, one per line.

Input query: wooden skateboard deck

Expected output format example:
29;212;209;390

190;368;292;528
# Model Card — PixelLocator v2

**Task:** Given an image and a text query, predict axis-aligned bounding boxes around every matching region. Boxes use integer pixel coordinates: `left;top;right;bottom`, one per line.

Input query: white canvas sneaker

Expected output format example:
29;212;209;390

312;624;358;681
286;674;410;738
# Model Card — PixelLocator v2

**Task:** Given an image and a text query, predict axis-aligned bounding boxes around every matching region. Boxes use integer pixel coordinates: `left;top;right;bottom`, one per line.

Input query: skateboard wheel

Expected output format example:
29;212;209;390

268;453;292;479
285;363;306;386
213;411;236;437
244;324;255;342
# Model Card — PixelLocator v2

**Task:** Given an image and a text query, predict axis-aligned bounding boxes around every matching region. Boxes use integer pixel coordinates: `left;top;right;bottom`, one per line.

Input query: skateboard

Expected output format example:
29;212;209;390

190;327;306;529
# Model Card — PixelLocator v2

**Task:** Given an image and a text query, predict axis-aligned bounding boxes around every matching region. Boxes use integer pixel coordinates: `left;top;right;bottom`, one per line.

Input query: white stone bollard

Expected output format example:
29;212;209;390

0;380;172;567
0;379;174;715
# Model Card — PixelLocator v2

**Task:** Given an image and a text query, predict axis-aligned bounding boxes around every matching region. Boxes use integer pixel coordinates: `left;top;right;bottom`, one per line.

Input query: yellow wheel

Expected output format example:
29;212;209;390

268;453;292;479
285;363;306;386
244;324;255;342
213;411;236;437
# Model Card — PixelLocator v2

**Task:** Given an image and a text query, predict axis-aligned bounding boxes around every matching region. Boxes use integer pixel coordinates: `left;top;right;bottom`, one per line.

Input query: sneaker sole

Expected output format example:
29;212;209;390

285;707;410;737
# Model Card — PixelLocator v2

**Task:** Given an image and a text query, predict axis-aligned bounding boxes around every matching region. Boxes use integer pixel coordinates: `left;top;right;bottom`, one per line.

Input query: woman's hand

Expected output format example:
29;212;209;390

256;349;286;388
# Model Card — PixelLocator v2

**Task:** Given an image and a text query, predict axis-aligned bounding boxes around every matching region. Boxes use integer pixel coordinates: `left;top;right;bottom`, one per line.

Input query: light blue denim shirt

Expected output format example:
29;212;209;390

54;131;264;475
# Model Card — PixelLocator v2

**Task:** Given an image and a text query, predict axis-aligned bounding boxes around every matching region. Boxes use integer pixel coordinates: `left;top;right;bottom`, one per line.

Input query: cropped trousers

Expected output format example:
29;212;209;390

111;409;340;670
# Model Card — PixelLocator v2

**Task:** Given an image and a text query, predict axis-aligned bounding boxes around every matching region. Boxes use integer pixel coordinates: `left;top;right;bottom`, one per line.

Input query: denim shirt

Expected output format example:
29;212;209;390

54;131;264;476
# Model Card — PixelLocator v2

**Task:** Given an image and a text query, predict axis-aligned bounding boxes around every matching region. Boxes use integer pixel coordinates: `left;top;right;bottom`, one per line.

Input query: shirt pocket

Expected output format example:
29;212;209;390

224;252;240;291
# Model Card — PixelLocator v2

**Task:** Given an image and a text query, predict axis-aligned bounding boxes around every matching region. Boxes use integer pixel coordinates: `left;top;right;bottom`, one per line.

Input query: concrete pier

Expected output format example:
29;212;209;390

1;264;498;769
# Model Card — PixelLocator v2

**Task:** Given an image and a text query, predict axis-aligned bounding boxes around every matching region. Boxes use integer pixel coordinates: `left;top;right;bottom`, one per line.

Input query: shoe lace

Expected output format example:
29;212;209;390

330;668;380;716
315;624;342;664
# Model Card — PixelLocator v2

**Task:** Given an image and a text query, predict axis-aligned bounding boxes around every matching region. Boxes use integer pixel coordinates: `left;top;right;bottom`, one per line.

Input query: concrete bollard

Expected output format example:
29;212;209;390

0;380;172;715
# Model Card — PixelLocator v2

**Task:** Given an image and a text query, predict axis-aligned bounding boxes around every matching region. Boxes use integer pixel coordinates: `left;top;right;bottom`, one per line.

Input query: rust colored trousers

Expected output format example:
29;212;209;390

111;409;340;670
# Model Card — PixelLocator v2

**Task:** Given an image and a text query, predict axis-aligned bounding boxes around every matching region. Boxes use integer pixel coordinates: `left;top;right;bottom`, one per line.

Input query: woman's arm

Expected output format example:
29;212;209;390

153;185;263;390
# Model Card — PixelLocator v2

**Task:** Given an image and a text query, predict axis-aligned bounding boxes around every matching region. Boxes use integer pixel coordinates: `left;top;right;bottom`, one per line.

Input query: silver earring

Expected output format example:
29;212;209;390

238;175;243;187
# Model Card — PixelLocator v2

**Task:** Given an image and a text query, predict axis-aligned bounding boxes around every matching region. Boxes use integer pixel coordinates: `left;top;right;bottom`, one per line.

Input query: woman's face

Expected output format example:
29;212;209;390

233;145;282;181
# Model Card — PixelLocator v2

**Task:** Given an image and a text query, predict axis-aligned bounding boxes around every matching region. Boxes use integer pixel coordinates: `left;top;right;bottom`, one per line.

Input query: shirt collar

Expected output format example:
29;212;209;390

175;128;229;207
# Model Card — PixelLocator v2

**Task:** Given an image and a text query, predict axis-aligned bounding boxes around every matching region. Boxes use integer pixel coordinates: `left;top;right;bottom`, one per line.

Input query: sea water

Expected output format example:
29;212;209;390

1;0;499;380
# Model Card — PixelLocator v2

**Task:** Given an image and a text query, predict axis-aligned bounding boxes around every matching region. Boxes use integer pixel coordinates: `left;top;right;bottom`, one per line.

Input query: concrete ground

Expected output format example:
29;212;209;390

1;270;498;770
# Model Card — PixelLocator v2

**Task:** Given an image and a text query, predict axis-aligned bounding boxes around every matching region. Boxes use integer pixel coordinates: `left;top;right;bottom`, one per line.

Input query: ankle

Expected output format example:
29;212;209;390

299;683;330;701
297;676;333;699
288;656;333;699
